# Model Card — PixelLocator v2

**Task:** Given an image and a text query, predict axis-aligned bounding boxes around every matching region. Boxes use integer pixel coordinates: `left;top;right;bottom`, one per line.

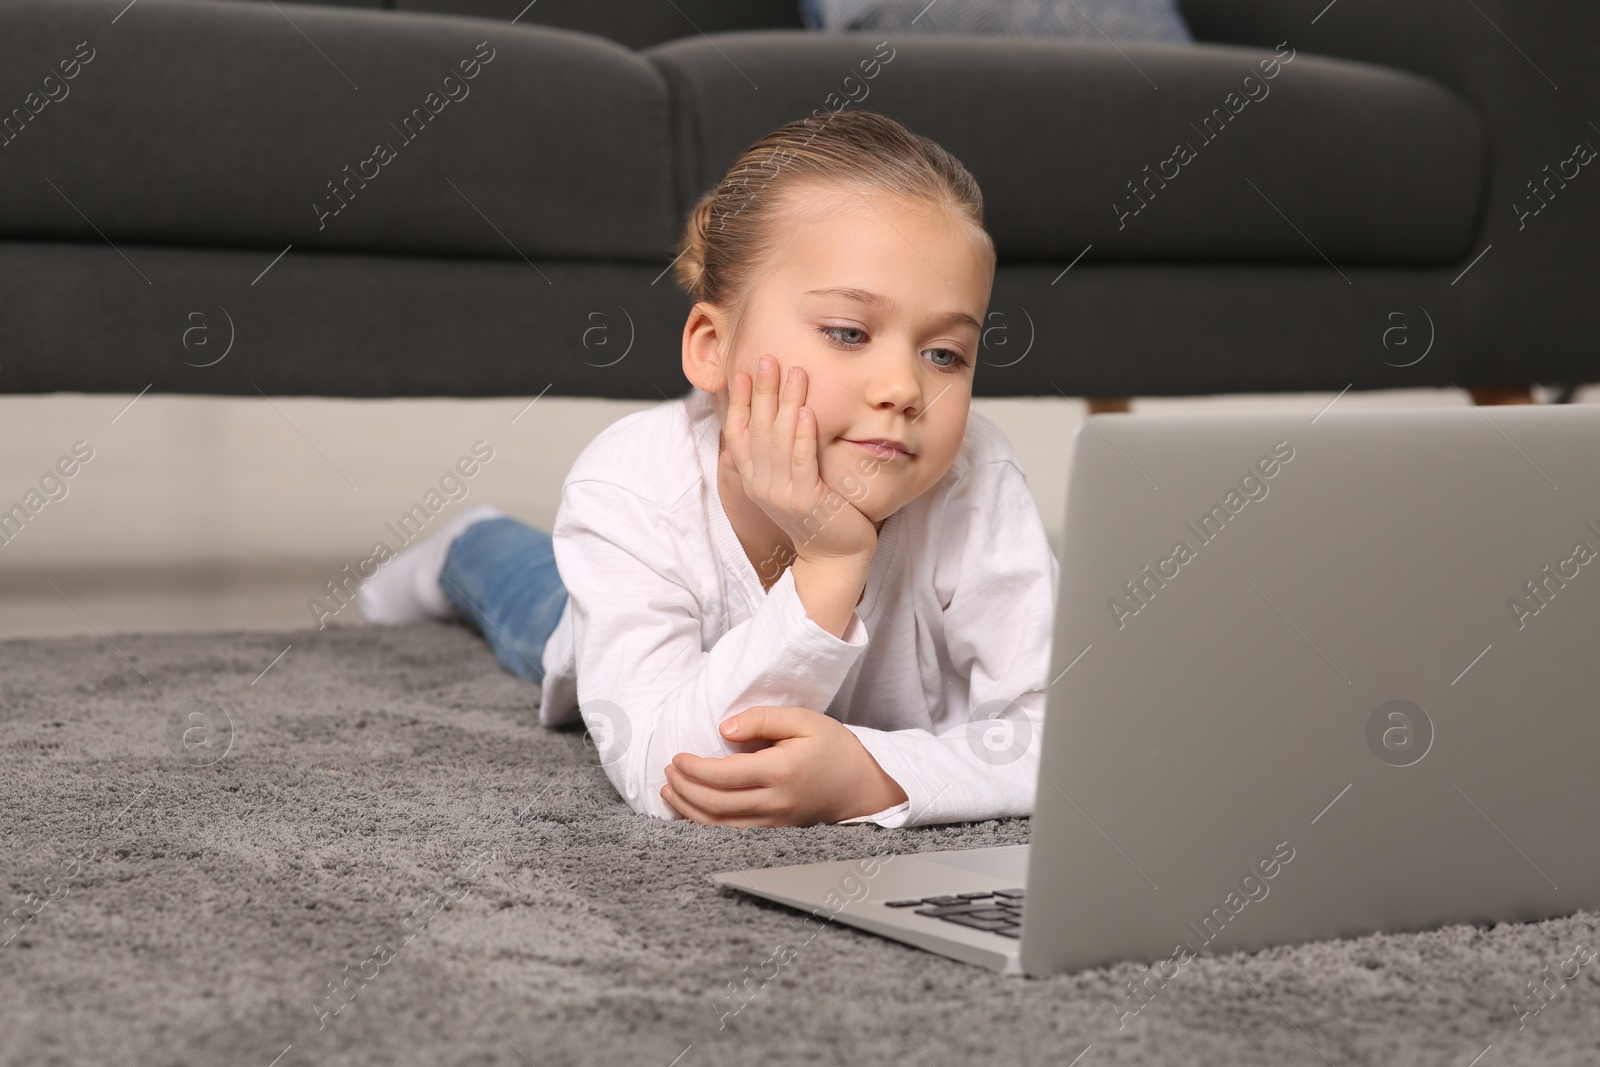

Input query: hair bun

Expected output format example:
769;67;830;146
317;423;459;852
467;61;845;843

674;194;714;300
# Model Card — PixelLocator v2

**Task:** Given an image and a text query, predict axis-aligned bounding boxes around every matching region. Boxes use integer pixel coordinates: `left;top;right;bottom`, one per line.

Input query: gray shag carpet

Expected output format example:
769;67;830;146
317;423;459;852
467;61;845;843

2;619;1596;1067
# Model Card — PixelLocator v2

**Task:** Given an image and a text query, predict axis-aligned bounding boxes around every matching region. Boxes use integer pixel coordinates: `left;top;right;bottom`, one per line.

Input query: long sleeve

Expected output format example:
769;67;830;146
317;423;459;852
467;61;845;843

839;459;1060;828
555;477;872;820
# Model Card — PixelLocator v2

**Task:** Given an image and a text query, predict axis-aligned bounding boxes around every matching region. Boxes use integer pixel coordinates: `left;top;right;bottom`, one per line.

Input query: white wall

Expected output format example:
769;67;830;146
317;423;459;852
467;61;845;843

0;386;1591;637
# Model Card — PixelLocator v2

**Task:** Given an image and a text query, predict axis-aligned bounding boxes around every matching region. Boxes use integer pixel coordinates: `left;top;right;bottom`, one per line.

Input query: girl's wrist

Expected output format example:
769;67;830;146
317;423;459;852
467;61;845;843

790;554;873;638
838;737;908;822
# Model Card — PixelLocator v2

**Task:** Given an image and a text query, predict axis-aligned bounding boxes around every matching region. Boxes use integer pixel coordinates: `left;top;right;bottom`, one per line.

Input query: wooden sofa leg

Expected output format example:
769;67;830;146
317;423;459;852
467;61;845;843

1469;386;1536;405
1086;397;1132;415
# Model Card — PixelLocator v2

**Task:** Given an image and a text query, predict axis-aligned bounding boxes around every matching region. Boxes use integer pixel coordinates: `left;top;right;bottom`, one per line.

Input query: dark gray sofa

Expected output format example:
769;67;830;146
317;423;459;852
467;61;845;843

1;0;1593;401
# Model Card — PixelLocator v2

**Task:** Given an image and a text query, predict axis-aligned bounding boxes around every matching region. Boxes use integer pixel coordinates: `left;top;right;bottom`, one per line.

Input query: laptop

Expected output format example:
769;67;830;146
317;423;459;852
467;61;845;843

712;403;1600;977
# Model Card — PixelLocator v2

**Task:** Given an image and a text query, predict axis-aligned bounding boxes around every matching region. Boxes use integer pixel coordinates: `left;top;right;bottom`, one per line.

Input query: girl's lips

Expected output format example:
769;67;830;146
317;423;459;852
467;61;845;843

846;439;910;459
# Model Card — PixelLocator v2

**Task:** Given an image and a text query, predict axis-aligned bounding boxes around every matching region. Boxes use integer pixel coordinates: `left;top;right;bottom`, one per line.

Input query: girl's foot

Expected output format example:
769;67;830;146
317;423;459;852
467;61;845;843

355;503;506;624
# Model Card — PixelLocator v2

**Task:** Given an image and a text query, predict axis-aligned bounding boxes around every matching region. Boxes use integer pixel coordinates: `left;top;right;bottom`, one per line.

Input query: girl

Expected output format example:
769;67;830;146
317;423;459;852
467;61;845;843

357;109;1059;829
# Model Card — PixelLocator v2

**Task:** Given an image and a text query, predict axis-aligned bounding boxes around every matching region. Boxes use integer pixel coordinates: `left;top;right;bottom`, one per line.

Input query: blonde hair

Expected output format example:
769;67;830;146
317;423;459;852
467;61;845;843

673;109;995;362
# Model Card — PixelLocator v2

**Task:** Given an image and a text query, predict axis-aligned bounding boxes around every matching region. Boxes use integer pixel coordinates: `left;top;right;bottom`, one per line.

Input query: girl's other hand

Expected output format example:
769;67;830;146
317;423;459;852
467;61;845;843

721;354;878;564
660;706;908;827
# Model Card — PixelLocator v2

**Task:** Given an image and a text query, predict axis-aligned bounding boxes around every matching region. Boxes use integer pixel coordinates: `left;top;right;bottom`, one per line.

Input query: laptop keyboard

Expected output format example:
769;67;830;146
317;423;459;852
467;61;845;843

883;888;1024;938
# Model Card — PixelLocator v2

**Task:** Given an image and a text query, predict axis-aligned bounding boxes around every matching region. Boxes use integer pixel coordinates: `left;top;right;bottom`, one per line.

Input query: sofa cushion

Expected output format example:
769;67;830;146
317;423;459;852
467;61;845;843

393;0;804;51
0;0;677;261
801;0;1194;42
646;32;1487;265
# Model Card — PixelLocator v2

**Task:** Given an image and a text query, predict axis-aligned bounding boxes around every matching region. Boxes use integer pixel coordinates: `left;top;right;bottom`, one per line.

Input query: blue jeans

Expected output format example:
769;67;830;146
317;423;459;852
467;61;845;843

439;517;569;685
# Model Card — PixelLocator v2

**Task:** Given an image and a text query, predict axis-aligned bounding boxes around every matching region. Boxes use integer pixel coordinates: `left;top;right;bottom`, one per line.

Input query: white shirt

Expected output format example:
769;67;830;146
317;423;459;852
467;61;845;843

537;385;1059;827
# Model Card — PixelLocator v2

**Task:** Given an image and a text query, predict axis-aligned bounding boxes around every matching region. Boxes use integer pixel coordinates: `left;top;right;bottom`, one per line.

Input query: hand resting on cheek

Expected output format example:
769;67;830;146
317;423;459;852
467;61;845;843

721;354;879;565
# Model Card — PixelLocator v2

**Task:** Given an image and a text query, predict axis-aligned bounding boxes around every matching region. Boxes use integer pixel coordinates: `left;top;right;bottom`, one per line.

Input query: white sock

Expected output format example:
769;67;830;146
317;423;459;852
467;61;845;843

355;503;507;625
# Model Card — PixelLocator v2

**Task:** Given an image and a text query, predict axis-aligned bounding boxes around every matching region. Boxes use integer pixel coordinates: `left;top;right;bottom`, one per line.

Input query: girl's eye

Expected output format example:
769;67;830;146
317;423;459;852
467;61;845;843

925;348;971;373
815;325;972;374
819;325;867;346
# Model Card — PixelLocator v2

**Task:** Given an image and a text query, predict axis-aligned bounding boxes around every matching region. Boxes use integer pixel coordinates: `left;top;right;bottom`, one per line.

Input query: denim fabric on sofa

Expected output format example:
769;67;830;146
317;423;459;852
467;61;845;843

0;0;1592;401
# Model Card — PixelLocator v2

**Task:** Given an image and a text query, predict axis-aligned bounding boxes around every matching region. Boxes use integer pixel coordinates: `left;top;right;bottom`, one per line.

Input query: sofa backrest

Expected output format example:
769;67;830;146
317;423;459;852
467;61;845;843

0;0;681;261
220;0;805;50
407;0;803;49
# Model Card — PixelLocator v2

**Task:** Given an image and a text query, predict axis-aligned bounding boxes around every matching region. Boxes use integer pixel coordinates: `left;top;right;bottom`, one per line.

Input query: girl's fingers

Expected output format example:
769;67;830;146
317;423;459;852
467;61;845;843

724;370;750;470
751;355;781;487
663;765;771;822
724;359;817;531
659;781;689;819
793;402;817;485
661;784;730;826
747;363;764;487
772;365;800;491
673;750;776;790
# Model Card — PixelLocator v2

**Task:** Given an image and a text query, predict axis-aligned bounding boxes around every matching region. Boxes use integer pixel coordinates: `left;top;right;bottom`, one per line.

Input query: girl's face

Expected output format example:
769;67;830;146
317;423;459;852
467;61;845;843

686;183;995;527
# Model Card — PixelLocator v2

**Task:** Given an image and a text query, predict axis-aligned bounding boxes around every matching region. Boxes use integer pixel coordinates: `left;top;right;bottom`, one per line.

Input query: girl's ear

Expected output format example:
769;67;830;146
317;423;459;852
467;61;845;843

681;302;727;393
